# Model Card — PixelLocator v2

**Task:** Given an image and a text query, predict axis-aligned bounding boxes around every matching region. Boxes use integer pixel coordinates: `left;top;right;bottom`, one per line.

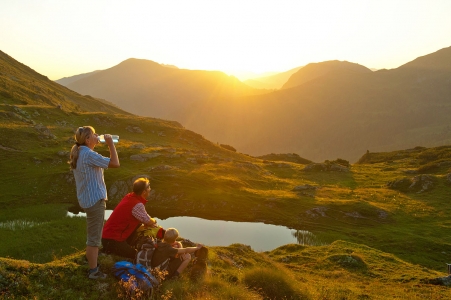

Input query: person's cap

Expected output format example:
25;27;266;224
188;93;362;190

157;227;166;239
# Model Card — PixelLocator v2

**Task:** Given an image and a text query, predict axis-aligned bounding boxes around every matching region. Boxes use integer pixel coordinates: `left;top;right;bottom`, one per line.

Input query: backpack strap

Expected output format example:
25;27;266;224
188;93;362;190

153;258;170;271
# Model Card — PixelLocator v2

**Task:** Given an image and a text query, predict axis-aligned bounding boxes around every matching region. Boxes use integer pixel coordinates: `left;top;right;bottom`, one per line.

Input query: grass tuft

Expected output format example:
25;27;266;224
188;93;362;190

243;266;308;300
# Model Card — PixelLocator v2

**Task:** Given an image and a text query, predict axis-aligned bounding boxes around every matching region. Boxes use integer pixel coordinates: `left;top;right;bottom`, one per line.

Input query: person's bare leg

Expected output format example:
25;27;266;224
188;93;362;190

86;246;99;269
176;256;191;274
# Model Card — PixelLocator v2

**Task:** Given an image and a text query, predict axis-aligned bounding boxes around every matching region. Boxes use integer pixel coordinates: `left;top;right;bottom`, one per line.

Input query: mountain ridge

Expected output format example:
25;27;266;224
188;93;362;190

59;58;266;119
54;46;451;162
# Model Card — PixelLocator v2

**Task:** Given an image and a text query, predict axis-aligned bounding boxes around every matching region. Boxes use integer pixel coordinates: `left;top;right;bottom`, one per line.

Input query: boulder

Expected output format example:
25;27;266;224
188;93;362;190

426;276;451;286
387;175;435;193
108;174;150;203
303;163;349;172
130;152;161;161
292;184;317;191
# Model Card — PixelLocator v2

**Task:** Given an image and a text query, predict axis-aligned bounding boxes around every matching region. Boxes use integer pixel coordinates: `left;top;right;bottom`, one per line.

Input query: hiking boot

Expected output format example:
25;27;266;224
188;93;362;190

88;267;107;279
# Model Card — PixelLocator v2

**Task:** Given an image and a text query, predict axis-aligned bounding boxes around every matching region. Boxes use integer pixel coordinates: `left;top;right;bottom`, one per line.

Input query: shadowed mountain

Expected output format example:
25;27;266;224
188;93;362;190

58;58;267;119
175;46;451;162
244;66;303;89
56;70;102;86
281;60;372;89
54;46;451;162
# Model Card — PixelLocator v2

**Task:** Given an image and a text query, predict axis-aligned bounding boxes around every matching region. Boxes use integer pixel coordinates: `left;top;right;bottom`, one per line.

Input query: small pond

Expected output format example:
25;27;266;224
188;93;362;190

67;210;324;251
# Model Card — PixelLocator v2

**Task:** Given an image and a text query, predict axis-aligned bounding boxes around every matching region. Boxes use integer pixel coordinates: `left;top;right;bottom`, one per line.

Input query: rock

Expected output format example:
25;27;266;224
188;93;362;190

303;163;349;172
446;173;451;184
57;150;69;157
0;145;20;152
386;178;411;190
292;184;317;191
409;174;435;193
130;143;145;149
306;207;328;218
109;174;149;202
387;175;435;193
63;171;75;185
126;126;143;133
426;276;451;286
235;162;261;170
303;163;328;172
130;154;146;162
34;123;56;139
130;152;161;161
186;158;198;164
150;165;174;171
402;169;418;174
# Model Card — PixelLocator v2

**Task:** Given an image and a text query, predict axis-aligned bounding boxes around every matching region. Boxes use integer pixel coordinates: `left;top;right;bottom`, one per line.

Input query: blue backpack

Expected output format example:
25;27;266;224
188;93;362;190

113;261;159;292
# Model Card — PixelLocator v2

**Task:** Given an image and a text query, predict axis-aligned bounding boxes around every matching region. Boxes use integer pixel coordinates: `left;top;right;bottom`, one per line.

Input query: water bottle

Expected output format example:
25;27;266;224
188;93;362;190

98;134;119;144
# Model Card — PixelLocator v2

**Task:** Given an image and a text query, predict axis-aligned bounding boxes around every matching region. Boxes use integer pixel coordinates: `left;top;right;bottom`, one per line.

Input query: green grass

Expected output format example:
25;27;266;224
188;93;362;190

2;52;451;298
4;242;449;299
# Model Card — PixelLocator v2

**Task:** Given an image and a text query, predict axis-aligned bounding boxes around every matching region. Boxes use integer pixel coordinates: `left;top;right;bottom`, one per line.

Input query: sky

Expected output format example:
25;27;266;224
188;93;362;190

1;0;451;81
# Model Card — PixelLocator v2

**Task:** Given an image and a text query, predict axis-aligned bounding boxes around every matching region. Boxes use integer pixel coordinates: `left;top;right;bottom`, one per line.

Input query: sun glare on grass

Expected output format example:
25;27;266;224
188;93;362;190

0;220;46;230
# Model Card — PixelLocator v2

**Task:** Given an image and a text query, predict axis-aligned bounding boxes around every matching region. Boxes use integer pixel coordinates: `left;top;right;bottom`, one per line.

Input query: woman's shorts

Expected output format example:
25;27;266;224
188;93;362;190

84;199;106;247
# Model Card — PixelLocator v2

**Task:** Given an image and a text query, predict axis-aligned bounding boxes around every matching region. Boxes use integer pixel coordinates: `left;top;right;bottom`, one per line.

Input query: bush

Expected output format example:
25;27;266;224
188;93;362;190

243;267;306;299
417;162;440;174
325;158;350;167
220;144;237;152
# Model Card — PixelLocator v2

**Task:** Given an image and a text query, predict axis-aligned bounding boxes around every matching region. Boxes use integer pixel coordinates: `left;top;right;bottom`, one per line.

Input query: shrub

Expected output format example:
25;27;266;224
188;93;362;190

243;267;306;299
326;158;350;167
220;144;237;152
417;162;440;174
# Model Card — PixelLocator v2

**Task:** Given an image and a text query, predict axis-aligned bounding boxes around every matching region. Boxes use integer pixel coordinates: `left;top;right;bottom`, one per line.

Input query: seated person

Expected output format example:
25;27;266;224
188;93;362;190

151;228;203;280
102;177;157;259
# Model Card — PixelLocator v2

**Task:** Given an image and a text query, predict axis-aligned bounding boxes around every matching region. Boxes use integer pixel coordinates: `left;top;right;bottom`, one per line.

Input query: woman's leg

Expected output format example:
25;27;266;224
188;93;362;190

85;199;106;270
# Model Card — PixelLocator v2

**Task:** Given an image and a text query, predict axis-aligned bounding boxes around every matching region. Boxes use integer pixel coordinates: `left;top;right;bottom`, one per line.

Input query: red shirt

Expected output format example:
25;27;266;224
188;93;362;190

102;193;148;241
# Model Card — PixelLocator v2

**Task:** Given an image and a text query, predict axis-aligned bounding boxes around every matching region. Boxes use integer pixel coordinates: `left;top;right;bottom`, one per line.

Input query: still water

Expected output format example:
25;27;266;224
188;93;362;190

67;210;323;251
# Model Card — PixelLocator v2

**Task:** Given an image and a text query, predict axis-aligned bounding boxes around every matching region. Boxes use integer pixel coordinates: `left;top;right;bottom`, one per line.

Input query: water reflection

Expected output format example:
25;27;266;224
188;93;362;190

66;211;324;251
292;230;325;246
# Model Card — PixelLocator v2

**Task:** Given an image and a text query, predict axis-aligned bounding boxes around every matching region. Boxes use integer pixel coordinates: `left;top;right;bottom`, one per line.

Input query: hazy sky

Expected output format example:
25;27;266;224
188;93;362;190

1;0;450;80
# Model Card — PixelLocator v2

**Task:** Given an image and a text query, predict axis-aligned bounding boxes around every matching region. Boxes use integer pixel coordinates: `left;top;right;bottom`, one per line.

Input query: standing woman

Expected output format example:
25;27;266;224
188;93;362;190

69;126;120;279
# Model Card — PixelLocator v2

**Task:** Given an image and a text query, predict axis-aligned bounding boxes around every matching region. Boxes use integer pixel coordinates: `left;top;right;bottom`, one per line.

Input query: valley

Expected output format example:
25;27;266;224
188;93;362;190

1;49;451;299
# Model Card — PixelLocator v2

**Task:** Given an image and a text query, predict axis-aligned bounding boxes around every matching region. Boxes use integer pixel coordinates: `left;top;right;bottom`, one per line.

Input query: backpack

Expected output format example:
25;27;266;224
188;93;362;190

136;238;170;273
129;226;166;250
135;238;158;269
112;261;159;293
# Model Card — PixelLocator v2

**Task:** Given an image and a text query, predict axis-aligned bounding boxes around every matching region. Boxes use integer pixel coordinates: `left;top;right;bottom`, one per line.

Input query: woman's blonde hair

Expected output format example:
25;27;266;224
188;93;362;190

164;228;179;243
69;126;95;170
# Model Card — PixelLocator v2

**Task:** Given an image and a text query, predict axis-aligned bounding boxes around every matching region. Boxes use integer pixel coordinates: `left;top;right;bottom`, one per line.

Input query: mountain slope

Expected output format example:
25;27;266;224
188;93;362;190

281;60;372;89
54;46;451;162
176;46;451;161
56;70;102;86
0;51;128;115
60;58;267;119
244;66;303;89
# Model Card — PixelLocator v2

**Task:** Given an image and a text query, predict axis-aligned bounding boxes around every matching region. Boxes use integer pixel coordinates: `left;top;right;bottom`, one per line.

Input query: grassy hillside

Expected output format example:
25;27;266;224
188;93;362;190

1;242;450;299
1;50;451;298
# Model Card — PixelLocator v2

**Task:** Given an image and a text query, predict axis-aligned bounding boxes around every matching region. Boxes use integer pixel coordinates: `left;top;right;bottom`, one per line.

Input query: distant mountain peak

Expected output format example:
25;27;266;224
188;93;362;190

282;60;371;89
398;45;451;71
